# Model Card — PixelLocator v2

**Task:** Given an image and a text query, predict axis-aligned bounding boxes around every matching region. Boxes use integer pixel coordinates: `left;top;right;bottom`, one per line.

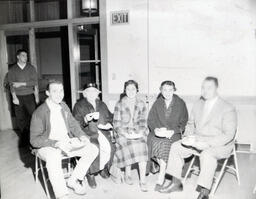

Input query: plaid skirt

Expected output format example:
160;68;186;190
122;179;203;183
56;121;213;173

150;136;176;163
112;136;148;168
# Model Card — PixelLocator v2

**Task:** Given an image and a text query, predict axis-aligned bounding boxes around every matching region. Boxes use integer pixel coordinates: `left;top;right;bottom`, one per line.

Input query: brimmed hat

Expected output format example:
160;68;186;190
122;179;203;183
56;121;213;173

78;83;100;93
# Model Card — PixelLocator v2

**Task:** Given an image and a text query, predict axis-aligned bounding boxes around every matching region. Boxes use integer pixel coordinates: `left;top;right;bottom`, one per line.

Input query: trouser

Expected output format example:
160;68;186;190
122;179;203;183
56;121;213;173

15;94;36;144
166;141;231;190
98;130;111;170
38;143;99;198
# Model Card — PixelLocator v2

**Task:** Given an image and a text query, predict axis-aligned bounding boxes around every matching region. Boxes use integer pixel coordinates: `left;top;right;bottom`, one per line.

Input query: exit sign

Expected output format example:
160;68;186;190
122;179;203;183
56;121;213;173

111;11;129;25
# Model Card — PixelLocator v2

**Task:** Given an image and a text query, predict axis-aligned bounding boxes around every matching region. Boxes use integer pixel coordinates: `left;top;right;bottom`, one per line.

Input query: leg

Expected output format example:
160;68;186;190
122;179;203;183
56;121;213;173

98;131;111;170
166;141;194;180
197;150;218;190
138;161;147;183
124;165;133;185
38;147;68;198
157;159;167;185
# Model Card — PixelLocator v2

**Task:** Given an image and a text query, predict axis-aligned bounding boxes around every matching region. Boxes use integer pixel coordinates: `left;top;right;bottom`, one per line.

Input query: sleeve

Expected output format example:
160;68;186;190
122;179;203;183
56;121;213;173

26;66;38;87
184;104;196;137
147;103;157;134
204;107;237;147
30;112;57;148
72;103;88;128
135;102;149;136
103;103;114;123
7;69;15;94
178;101;189;134
113;102;128;136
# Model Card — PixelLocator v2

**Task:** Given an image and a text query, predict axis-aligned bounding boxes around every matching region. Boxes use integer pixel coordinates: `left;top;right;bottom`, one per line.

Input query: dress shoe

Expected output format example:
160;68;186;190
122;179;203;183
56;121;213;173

67;179;86;195
140;182;148;192
100;168;110;179
159;182;183;194
197;192;209;199
86;174;97;189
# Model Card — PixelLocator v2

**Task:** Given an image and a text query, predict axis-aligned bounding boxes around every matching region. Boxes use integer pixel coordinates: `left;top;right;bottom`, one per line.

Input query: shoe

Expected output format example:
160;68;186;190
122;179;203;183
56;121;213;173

140;182;148;192
110;175;123;184
197;192;209;199
67;178;86;195
124;176;133;185
100;168;110;179
154;182;165;192
86;174;97;189
159;182;183;194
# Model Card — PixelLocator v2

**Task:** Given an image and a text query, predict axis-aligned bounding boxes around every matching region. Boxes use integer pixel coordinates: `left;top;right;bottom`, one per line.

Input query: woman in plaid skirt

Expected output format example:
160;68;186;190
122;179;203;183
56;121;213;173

111;80;149;192
147;81;188;192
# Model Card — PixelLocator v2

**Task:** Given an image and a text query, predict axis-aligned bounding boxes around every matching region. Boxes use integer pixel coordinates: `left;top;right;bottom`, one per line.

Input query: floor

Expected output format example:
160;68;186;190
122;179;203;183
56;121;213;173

0;130;256;199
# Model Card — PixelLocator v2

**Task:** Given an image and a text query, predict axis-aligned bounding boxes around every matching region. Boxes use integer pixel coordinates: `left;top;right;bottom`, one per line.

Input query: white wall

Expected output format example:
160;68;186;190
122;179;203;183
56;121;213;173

101;0;256;149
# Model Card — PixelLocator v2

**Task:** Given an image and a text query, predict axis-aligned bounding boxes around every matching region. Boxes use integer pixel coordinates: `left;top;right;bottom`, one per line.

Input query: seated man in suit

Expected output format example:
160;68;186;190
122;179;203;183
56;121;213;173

159;76;237;199
30;80;99;199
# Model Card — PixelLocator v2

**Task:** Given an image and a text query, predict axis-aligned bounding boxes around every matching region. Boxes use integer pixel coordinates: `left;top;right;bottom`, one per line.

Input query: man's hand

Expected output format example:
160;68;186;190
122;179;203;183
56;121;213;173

80;136;90;145
192;141;210;150
98;123;113;130
12;97;20;105
12;82;26;88
55;140;72;153
35;95;40;104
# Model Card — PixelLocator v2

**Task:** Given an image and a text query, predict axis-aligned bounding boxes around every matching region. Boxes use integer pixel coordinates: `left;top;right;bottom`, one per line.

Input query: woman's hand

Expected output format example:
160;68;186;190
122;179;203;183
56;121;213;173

84;113;94;122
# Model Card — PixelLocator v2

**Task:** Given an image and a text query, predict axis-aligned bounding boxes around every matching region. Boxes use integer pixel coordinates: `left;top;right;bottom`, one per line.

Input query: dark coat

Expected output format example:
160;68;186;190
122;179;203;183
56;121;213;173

30;101;86;149
72;98;115;174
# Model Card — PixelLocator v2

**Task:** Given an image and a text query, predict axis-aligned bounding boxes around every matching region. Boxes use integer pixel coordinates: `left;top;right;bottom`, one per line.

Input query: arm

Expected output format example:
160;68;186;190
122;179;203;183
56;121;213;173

113;102;128;136
34;85;39;104
25;66;38;86
7;70;19;104
147;103;157;134
72;103;88;128
179;102;189;134
30;112;57;148
183;105;196;137
203;107;237;147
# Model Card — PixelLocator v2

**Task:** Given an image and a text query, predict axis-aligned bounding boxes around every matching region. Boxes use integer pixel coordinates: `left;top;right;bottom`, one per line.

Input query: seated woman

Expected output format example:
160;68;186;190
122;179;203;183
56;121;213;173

111;80;149;192
147;80;188;192
73;83;115;189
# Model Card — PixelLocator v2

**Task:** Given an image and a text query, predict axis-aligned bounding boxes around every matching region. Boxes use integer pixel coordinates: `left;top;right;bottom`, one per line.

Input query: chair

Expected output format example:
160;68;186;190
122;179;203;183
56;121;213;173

183;144;240;196
32;150;77;199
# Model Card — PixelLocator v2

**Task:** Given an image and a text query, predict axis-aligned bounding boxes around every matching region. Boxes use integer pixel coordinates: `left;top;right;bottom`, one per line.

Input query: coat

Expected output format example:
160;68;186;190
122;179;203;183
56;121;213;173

72;98;115;173
30;101;86;149
185;97;237;157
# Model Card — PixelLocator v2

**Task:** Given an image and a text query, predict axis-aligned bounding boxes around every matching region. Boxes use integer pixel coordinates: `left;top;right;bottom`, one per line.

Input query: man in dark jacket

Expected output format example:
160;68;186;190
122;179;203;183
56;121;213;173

30;80;99;199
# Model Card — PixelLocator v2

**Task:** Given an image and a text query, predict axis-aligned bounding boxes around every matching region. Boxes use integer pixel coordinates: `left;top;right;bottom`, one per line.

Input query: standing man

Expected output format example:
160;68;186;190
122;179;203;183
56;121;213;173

8;49;39;147
159;76;237;199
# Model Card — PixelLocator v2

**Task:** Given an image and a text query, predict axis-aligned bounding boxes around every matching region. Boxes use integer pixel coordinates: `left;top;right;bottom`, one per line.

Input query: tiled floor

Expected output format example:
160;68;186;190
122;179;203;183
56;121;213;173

0;130;255;199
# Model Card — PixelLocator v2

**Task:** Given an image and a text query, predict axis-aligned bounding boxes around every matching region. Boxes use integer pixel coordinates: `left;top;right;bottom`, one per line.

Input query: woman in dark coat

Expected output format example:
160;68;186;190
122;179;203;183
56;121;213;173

73;83;115;189
147;81;188;191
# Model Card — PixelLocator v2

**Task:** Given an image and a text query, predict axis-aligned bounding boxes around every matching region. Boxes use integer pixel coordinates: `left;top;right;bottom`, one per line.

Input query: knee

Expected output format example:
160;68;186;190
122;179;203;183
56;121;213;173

170;141;182;153
200;151;217;166
45;152;62;165
90;144;99;157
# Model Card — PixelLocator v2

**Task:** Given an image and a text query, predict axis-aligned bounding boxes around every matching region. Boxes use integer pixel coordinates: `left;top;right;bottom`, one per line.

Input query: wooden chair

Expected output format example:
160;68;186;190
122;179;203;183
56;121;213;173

183;144;240;196
32;150;77;199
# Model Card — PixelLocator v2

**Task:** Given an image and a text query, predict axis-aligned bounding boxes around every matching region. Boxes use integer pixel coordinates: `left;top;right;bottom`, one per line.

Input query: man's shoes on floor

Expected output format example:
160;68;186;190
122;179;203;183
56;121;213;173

140;182;148;192
197;187;210;199
86;174;97;189
67;178;86;195
100;168;110;179
159;181;183;194
197;192;209;199
124;175;133;185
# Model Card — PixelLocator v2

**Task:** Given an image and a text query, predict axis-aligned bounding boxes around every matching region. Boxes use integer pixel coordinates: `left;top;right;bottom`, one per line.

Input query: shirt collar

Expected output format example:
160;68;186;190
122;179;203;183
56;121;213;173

17;62;26;70
205;96;218;105
46;98;62;110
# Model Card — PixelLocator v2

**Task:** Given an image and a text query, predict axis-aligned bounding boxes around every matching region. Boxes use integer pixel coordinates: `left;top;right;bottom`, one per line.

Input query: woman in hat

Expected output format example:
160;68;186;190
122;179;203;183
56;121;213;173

72;83;115;189
147;80;188;191
111;80;149;192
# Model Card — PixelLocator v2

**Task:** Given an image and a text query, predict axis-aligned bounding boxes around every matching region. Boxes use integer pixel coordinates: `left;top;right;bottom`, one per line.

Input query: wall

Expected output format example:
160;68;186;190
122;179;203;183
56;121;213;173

100;0;256;149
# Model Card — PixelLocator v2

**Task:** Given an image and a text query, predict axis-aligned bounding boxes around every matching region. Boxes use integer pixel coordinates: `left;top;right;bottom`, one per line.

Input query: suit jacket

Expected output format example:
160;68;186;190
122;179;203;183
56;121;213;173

185;97;237;156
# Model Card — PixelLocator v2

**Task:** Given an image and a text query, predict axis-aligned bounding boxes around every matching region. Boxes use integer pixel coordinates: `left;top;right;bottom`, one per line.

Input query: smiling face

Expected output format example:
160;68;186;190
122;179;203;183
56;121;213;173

161;84;175;100
125;84;137;99
201;80;218;100
46;83;64;104
83;87;100;101
17;52;28;64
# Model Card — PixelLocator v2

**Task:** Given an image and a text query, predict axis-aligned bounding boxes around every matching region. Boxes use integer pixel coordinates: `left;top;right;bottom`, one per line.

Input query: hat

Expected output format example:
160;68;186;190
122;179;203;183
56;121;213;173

78;83;100;93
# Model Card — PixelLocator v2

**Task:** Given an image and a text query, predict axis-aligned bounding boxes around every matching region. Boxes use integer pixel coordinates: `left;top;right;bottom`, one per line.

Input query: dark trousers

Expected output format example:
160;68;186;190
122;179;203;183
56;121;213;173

14;94;36;146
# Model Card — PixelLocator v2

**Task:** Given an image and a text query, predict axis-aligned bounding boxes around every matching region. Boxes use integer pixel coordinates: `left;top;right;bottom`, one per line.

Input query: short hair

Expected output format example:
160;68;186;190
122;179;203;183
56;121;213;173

16;49;28;57
204;76;219;87
46;79;63;91
160;80;177;91
123;80;139;93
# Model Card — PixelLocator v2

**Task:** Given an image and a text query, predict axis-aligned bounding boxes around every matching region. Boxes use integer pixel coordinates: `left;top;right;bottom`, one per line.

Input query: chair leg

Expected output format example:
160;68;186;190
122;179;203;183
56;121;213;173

39;159;51;199
210;159;228;196
183;156;196;183
35;155;39;183
233;151;240;185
